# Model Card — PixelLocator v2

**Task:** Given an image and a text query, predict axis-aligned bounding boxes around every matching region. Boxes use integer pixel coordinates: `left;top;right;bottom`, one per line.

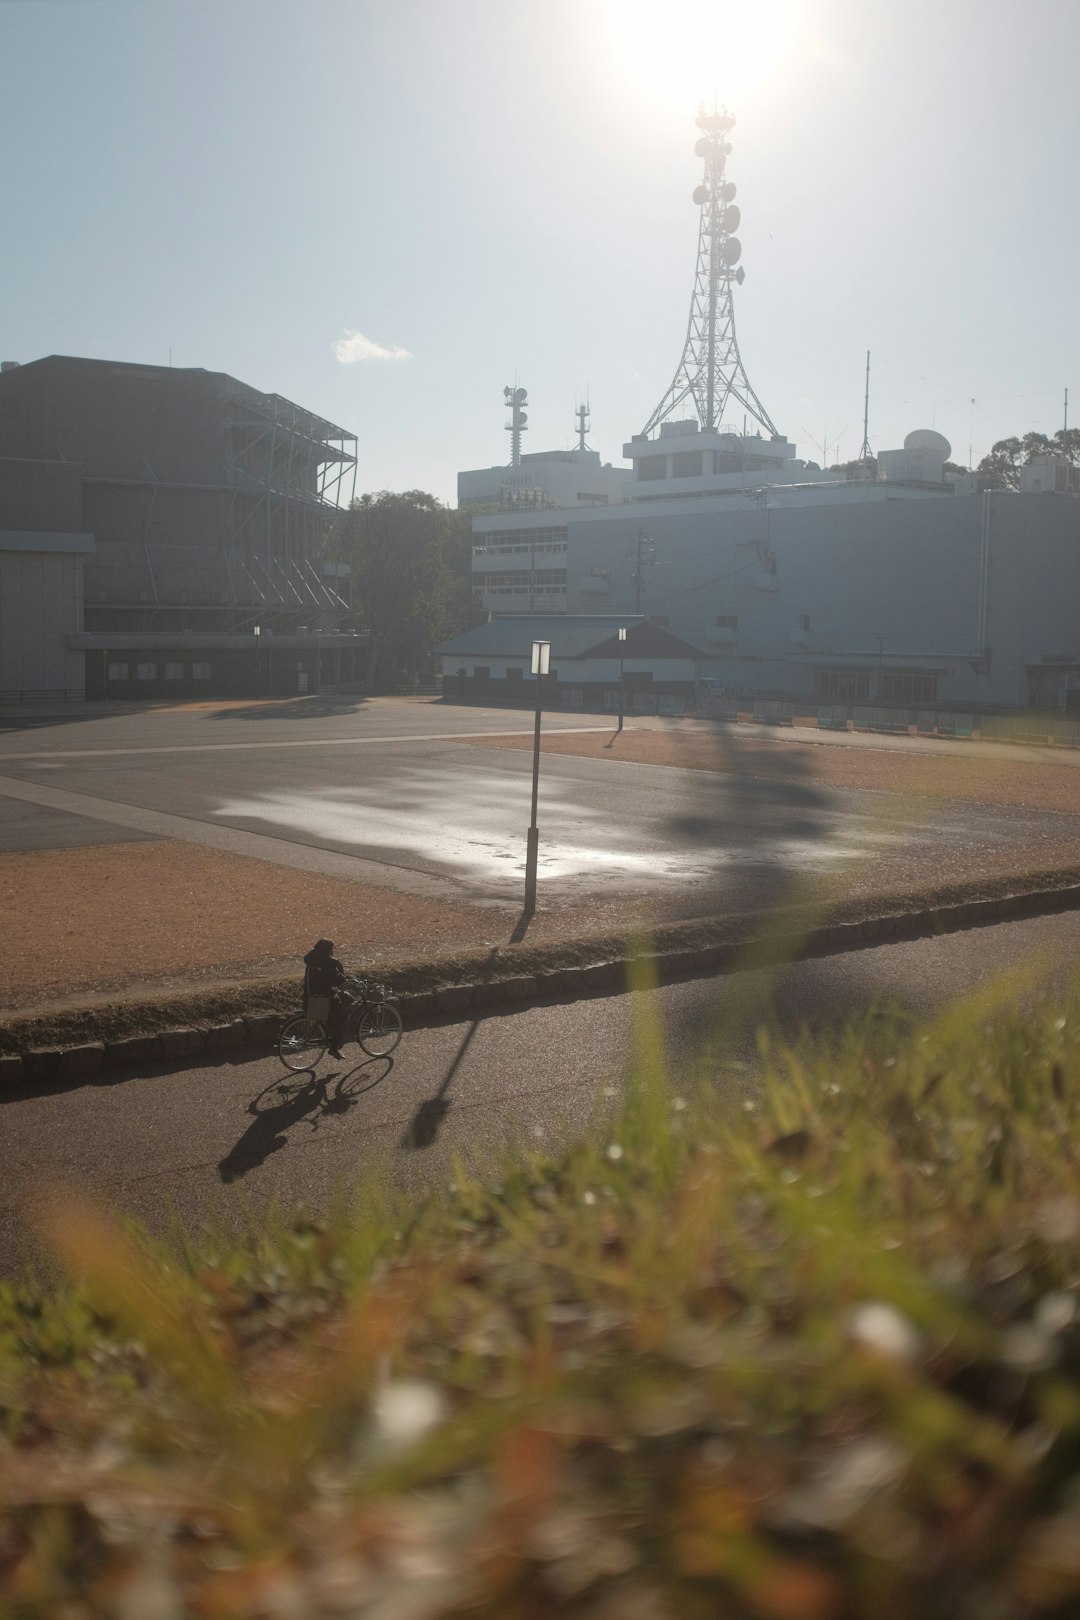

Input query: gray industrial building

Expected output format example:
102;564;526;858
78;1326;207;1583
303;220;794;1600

0;354;364;700
461;443;1080;717
454;109;1080;719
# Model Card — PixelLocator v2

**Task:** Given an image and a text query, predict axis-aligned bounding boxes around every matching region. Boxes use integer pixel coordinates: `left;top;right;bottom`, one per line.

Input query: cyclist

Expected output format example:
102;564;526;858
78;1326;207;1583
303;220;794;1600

303;938;349;1059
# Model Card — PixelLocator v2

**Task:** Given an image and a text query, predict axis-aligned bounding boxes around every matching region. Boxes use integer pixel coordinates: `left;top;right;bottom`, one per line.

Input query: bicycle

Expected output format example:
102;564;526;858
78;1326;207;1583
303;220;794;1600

277;974;403;1071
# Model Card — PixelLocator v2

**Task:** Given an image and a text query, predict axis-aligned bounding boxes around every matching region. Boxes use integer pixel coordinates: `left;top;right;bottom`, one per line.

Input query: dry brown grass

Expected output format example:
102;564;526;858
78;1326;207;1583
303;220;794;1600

476;726;1080;814
0;841;654;1013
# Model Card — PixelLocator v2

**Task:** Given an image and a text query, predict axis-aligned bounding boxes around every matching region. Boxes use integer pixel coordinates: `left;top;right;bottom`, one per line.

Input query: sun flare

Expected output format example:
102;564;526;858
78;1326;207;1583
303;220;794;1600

604;0;795;111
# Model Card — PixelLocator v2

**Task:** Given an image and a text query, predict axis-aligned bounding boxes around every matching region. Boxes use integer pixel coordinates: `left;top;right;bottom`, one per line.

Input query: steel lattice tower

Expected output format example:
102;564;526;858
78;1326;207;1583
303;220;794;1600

643;108;779;439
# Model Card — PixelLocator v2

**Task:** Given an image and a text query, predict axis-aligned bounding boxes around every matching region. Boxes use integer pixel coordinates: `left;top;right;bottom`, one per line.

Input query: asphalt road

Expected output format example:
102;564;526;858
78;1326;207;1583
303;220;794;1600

1;698;1077;916
4;907;1079;1280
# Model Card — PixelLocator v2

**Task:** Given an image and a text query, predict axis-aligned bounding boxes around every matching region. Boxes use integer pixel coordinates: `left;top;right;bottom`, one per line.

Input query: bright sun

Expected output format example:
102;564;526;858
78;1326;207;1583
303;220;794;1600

604;0;796;112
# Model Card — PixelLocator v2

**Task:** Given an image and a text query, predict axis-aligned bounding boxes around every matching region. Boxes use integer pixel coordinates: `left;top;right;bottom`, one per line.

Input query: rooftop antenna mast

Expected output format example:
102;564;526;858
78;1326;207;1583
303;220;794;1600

575;395;591;451
859;350;872;461
504;382;528;466
643;105;779;439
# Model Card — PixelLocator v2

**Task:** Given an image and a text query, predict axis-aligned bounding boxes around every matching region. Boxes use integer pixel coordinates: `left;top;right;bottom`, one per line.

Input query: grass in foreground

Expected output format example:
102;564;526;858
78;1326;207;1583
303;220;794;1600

3;971;1080;1617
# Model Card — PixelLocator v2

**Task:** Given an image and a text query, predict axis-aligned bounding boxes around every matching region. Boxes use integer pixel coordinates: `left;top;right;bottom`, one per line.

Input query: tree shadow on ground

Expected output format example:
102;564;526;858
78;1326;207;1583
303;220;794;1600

206;696;373;723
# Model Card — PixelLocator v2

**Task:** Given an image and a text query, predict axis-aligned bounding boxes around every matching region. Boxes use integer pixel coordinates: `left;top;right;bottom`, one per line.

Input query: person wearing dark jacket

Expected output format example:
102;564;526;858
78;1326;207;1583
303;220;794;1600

303;939;348;1059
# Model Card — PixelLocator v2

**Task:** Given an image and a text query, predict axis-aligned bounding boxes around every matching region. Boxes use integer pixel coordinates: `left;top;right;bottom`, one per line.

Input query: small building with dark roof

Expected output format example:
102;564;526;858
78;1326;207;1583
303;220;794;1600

435;614;708;714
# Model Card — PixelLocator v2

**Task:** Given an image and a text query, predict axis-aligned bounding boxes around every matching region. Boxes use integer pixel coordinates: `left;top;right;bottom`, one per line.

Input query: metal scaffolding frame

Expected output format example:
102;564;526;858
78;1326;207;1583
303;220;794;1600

222;385;357;625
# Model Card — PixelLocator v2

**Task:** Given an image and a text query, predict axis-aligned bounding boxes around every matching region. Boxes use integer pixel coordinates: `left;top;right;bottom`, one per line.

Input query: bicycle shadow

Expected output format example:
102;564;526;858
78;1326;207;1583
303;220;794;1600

219;1056;392;1183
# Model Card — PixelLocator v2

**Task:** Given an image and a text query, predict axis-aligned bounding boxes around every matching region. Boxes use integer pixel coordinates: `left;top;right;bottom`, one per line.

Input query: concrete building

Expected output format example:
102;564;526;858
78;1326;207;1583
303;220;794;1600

458;447;632;513
457;109;1080;720
0;452;93;699
465;442;1080;714
0;355;365;700
437;614;705;714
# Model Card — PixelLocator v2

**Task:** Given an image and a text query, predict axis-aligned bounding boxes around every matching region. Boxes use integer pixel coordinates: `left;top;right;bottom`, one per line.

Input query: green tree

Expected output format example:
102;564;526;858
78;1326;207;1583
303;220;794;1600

333;491;481;691
976;428;1080;489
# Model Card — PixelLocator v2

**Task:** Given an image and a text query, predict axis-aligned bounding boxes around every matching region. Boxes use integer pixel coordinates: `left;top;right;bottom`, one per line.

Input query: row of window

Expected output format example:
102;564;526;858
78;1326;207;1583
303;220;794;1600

815;669;938;704
473;541;569;560
475;584;568;598
474;568;568;589
108;661;212;682
476;534;573;560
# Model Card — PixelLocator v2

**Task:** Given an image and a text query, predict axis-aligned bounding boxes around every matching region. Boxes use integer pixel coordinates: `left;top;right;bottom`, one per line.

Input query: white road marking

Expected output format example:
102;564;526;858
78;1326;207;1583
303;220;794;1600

0;724;624;764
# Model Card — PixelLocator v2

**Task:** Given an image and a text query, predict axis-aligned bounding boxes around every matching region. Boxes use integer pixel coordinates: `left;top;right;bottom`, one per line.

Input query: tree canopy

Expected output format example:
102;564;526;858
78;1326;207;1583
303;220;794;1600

976;428;1080;489
333;491;481;691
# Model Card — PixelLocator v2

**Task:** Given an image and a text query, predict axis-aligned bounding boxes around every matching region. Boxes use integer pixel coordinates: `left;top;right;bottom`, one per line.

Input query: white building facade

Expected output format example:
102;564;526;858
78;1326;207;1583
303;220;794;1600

463;423;1080;714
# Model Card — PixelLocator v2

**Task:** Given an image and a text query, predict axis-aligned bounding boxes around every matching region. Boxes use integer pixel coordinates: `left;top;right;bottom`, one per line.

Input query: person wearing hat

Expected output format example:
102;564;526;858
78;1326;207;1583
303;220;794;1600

303;938;348;1059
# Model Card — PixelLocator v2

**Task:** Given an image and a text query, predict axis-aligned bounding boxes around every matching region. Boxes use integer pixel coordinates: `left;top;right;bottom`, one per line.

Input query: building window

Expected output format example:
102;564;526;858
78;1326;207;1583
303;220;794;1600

164;663;184;680
882;671;938;705
136;663;157;681
672;451;703;478
192;662;212;681
472;527;568;556
816;669;871;702
107;662;129;682
638;456;667;480
715;614;739;629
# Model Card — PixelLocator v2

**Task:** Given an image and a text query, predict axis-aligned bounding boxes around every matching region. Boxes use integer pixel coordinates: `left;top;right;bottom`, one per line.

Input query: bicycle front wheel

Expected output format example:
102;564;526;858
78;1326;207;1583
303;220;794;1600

357;1001;403;1057
278;1015;330;1072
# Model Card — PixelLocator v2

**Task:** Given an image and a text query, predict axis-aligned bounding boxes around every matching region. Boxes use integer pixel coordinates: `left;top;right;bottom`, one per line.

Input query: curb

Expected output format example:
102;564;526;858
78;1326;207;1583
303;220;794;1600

3;877;1080;1090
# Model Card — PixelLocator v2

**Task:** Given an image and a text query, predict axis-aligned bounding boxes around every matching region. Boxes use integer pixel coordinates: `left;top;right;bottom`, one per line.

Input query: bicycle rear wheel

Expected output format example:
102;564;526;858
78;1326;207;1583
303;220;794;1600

278;1015;330;1071
357;1001;403;1057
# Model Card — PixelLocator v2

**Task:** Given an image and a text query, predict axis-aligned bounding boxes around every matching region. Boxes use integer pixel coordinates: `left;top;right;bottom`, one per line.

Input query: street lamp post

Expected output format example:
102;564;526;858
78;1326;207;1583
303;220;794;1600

523;640;550;914
617;625;627;733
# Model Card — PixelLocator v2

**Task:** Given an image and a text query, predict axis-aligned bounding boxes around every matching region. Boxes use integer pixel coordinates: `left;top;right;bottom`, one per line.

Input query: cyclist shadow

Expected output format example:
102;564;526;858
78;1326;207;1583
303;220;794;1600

219;1056;392;1183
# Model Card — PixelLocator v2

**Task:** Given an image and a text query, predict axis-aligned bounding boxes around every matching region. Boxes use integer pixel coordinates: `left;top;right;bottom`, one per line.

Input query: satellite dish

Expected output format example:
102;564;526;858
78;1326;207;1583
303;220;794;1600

692;184;709;206
694;137;710;157
734;266;746;284
518;411;528;425
904;428;951;457
721;205;741;233
514;387;528;404
721;181;737;203
721;236;742;267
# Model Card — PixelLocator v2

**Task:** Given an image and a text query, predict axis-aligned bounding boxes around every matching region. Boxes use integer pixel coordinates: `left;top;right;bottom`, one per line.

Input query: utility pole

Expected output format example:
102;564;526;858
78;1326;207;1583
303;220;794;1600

627;529;655;614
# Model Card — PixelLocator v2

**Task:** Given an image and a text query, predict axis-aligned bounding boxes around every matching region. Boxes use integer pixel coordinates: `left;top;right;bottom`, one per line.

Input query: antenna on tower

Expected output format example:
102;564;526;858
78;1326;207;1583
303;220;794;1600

859;351;872;461
642;106;779;439
503;382;528;467
575;395;591;451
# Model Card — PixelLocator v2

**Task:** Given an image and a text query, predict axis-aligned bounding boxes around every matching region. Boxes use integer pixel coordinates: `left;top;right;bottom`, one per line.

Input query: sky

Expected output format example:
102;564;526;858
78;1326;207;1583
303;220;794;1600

2;0;1078;504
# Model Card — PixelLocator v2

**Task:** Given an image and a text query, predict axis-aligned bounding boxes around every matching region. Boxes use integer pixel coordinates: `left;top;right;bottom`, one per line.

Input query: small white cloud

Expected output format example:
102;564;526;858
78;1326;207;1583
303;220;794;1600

334;329;411;364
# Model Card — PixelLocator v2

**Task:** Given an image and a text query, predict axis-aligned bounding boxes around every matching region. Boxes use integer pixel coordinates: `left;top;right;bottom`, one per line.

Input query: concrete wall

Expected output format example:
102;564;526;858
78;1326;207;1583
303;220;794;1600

0;545;85;697
555;491;1080;709
0;360;225;485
